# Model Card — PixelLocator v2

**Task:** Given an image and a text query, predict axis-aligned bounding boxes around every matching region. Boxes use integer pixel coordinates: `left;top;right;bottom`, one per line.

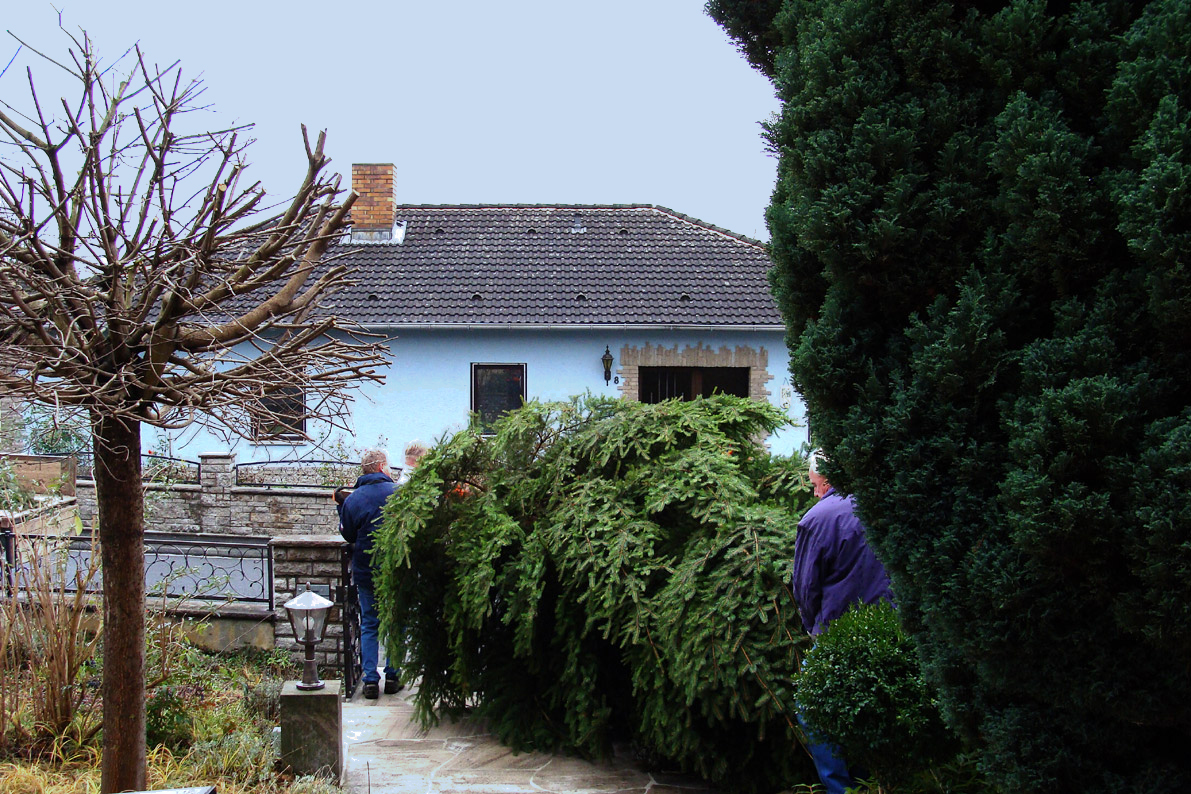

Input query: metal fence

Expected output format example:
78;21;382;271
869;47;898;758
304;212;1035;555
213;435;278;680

70;453;202;485
2;525;365;698
0;520;14;597
0;528;273;608
234;460;359;490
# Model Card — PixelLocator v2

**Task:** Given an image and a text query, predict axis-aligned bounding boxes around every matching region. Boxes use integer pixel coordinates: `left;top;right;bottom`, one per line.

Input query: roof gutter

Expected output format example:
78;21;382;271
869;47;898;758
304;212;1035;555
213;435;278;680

363;323;787;332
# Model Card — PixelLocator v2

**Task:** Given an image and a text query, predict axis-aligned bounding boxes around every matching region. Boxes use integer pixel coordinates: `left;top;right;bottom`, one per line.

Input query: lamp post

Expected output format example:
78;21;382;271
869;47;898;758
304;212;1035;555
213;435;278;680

285;585;334;691
601;346;614;385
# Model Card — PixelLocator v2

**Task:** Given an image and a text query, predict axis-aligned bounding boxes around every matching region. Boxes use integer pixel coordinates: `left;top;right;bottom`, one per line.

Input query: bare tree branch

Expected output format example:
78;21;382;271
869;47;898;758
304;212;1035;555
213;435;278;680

0;31;388;791
0;34;387;437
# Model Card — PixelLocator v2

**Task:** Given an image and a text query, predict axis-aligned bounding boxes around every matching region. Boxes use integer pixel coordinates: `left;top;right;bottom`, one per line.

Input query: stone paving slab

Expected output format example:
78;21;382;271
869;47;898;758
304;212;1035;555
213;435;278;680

341;684;719;794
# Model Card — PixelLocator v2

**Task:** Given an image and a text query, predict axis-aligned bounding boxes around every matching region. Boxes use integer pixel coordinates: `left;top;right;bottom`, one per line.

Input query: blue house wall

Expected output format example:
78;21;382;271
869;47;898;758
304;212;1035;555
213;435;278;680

175;328;808;463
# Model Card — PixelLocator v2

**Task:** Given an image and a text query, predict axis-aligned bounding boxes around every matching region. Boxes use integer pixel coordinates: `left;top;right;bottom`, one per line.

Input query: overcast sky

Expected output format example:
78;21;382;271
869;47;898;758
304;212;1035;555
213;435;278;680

3;1;779;240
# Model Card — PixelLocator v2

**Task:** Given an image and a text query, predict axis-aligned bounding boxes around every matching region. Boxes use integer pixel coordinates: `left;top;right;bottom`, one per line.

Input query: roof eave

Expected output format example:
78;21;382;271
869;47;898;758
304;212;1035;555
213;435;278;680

360;322;787;332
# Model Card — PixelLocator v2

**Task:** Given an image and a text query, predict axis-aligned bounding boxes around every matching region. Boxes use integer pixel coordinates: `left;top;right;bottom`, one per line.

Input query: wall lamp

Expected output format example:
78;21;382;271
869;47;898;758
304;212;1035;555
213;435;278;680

601;346;614;385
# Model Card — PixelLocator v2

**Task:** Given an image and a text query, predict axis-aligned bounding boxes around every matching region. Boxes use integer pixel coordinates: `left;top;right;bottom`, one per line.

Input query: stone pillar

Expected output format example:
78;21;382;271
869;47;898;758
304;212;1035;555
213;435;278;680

198;452;234;534
198;452;235;490
280;680;343;781
272;535;349;670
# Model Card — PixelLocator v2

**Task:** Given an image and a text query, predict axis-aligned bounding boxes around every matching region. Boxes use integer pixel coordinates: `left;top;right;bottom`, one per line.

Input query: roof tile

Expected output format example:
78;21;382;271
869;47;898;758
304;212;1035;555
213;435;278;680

327;205;780;326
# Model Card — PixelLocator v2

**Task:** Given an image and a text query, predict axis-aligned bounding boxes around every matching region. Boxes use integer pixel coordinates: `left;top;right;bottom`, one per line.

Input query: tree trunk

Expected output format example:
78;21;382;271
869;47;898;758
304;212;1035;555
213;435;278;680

92;412;146;794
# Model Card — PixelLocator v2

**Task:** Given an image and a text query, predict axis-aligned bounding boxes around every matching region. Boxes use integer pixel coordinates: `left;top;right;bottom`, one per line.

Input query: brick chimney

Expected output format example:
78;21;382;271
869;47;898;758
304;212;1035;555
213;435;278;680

350;163;396;242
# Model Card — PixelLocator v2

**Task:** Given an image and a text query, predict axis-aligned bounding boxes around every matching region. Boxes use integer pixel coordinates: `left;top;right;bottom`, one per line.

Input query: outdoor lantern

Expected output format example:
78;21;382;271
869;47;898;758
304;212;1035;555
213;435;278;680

284;585;335;690
601;346;614;385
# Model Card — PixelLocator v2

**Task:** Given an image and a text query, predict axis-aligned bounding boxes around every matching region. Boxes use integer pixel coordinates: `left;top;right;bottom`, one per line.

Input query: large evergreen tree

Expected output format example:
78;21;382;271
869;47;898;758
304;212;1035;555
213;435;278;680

713;0;1190;790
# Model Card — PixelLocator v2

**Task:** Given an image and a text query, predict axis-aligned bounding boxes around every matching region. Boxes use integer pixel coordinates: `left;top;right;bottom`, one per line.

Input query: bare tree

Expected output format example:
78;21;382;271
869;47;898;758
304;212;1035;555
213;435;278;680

0;29;387;792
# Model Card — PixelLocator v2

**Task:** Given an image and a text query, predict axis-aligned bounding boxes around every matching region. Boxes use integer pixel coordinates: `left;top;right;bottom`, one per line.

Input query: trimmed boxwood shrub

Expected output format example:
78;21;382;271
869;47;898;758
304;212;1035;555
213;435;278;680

797;601;960;788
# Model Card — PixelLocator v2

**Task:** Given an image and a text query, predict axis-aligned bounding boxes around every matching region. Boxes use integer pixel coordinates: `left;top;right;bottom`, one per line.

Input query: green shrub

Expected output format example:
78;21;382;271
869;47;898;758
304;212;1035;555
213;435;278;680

186;728;276;786
797;601;958;787
375;395;816;793
145;686;193;751
289;774;347;794
0;458;35;513
243;677;284;724
21;406;90;456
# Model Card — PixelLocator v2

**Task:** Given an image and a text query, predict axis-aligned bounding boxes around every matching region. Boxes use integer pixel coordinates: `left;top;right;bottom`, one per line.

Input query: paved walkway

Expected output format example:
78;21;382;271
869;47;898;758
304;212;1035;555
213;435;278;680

341;683;720;794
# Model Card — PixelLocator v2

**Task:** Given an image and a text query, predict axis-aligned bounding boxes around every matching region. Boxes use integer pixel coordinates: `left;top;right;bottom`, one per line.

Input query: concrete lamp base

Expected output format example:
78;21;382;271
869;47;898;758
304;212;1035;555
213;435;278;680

280;679;343;781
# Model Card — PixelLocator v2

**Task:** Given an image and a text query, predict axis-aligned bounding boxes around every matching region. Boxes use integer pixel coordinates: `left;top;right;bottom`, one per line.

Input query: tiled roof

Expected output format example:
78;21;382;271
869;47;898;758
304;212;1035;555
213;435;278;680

319;205;781;327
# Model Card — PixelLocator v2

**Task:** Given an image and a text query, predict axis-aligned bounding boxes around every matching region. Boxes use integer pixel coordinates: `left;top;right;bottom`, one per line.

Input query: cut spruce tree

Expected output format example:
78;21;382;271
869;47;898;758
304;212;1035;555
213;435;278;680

374;395;817;793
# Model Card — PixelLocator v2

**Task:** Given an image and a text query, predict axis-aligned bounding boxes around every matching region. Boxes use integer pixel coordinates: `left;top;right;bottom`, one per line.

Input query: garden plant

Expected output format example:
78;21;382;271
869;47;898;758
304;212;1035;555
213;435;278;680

797;600;987;793
0;524;341;794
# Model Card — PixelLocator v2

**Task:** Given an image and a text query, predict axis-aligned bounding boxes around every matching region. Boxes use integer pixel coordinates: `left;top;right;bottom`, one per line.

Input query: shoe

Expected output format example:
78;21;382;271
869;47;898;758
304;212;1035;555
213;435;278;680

362;680;379;700
384;675;403;695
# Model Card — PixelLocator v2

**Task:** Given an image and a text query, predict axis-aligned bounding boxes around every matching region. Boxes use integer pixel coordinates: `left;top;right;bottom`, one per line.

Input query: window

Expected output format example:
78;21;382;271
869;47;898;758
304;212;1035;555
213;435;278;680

638;366;749;404
471;363;526;431
251;385;306;441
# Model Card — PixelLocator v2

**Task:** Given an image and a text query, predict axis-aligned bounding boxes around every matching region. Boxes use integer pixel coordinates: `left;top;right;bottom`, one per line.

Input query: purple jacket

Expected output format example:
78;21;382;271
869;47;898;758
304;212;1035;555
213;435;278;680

791;487;892;636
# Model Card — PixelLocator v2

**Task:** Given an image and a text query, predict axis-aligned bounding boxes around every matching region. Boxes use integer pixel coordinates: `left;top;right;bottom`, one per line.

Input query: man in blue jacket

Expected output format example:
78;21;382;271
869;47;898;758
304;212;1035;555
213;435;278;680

338;448;400;699
791;452;893;793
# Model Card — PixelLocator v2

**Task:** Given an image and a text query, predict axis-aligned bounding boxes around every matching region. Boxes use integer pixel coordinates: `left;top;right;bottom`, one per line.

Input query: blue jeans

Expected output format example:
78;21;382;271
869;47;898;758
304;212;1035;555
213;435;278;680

796;711;855;794
357;581;397;684
795;714;862;794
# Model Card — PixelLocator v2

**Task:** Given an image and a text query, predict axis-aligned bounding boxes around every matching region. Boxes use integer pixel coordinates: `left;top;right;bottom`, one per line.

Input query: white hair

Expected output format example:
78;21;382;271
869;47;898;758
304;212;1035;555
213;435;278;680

808;450;824;476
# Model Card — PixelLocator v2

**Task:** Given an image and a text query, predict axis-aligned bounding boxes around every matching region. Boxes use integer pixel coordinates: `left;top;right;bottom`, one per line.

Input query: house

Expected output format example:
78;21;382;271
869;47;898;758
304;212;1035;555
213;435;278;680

178;163;807;460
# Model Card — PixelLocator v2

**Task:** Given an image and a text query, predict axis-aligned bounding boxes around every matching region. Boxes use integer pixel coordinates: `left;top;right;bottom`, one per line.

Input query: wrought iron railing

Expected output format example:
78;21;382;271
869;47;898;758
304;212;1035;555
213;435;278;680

69;453;201;485
234;459;359;490
340;544;363;699
0;521;14;597
0;530;273;608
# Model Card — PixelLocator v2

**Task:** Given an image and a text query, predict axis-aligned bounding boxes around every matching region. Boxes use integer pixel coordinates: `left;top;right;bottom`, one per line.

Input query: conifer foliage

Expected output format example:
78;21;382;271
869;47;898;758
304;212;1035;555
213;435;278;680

713;0;1191;790
373;396;815;792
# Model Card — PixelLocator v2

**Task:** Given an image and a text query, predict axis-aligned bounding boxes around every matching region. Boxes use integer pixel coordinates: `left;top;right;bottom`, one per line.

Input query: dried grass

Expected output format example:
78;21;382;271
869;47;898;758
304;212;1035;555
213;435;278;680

1;523;102;753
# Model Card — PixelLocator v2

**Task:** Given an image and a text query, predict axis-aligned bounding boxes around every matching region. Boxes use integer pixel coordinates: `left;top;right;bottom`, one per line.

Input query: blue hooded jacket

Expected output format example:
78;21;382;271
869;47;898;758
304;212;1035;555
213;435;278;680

337;470;396;589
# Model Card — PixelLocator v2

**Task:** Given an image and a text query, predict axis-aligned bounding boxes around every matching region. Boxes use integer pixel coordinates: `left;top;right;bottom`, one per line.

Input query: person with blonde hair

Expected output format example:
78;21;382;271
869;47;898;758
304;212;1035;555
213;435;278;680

396;440;429;486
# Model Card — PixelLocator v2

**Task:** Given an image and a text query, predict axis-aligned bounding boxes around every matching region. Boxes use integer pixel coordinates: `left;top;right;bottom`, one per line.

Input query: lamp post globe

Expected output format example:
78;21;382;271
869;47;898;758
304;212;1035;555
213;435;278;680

284;585;334;690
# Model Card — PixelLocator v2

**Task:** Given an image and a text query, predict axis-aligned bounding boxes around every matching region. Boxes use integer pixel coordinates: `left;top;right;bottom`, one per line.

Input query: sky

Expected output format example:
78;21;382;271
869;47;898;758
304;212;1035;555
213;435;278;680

2;1;780;241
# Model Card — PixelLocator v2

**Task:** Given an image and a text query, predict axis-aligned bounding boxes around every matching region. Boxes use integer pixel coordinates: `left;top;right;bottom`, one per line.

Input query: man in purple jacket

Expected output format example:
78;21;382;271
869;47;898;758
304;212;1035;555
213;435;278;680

791;452;893;793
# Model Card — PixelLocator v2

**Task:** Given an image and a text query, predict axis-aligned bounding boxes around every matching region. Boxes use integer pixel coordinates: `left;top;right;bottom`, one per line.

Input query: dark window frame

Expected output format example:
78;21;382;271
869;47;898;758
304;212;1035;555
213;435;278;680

470;362;527;432
638;366;750;404
251;385;307;442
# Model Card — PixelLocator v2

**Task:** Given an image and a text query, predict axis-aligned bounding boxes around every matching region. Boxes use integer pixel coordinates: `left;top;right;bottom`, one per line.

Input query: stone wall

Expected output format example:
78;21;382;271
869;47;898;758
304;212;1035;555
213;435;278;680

71;453;356;677
76;452;343;537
